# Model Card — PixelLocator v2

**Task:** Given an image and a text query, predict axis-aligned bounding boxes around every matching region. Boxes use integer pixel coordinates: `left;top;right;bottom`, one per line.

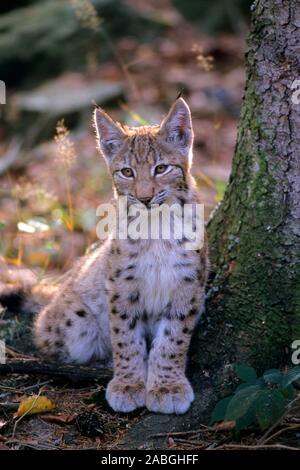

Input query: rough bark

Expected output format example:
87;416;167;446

202;0;300;372
121;0;300;448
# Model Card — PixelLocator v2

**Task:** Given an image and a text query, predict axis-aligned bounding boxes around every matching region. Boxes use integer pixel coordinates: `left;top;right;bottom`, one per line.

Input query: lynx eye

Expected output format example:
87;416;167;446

121;168;134;178
154;164;168;175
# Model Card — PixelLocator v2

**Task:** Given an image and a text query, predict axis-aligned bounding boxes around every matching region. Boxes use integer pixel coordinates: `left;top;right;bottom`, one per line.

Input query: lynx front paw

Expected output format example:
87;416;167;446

146;380;194;414
106;379;146;413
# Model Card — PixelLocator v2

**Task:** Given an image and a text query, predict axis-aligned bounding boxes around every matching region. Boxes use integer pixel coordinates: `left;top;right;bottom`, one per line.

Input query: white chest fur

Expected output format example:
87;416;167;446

135;240;183;316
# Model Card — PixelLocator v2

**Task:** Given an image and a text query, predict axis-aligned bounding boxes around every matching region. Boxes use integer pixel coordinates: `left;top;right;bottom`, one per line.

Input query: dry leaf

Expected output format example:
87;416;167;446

41;414;76;425
213;420;236;431
0;443;9;450
16;395;55;417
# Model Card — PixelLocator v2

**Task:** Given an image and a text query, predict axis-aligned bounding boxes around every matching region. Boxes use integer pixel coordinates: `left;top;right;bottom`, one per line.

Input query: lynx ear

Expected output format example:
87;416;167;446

159;98;193;158
94;108;126;162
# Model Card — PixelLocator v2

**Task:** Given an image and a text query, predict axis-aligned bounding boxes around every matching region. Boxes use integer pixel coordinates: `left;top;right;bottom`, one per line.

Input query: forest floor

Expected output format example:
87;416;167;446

1;367;300;450
1;0;300;451
1;299;300;450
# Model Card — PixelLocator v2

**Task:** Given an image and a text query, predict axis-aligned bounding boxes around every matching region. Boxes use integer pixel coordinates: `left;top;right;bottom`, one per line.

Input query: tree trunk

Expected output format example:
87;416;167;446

202;0;300;372
121;0;300;448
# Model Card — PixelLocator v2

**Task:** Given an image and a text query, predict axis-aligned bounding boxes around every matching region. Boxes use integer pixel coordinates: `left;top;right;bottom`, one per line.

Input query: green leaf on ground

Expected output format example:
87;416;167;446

235;365;257;382
255;389;285;430
210;396;232;424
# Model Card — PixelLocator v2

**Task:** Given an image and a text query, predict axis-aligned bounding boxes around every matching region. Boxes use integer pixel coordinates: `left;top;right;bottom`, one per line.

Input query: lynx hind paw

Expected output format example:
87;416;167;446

146;381;194;414
106;379;146;413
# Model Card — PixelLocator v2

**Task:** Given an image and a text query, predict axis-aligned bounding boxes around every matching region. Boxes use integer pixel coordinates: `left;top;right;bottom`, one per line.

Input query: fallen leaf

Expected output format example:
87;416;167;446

0;434;7;442
213;420;236;431
16;395;55;417
41;414;76;425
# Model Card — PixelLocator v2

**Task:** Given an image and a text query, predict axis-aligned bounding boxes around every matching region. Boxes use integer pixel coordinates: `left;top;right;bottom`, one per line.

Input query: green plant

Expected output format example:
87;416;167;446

210;365;300;432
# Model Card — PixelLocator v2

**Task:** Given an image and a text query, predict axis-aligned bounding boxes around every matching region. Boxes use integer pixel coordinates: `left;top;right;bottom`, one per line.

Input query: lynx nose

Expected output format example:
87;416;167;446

139;197;152;207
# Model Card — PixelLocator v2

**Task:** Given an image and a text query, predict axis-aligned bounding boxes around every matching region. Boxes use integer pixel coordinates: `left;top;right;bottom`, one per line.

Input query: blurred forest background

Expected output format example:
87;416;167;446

0;0;252;275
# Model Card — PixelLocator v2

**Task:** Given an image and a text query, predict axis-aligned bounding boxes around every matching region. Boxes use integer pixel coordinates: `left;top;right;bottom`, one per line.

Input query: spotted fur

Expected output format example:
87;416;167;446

34;98;209;414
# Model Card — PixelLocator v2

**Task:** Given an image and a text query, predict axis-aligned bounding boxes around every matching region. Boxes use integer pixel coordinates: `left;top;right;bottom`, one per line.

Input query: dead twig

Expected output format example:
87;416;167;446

0;380;52;402
11;388;43;438
0;402;19;411
172;438;206;446
260;423;300;446
6;439;59;450
257;396;300;445
212;443;300;451
288;417;300;423
0;359;112;384
148;425;213;439
5;346;35;360
21;379;53;393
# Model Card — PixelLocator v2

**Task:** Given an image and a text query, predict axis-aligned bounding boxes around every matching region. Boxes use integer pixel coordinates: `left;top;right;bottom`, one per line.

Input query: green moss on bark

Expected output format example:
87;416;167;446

194;0;300;373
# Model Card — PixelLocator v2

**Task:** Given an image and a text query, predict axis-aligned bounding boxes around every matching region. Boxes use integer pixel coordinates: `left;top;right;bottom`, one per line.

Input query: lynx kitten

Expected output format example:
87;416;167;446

33;98;209;414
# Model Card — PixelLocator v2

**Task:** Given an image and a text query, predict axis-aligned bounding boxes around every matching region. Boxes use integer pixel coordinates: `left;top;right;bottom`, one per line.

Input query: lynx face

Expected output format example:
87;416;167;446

94;99;194;208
